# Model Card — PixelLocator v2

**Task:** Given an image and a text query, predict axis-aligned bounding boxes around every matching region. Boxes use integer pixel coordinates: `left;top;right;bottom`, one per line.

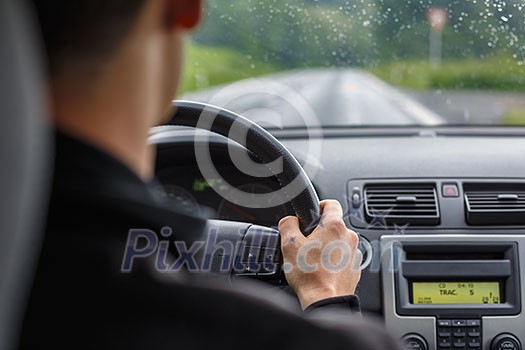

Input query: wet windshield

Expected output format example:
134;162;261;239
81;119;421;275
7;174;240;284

180;0;525;128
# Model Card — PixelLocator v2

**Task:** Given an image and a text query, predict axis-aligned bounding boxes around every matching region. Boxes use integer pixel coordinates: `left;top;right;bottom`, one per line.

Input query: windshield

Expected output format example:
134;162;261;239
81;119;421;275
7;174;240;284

179;0;525;128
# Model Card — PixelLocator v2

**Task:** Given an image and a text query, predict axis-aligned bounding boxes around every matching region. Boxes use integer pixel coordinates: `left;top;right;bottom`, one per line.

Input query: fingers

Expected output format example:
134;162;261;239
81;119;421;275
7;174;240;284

278;215;301;236
311;200;345;238
278;216;305;256
319;199;344;221
315;200;358;246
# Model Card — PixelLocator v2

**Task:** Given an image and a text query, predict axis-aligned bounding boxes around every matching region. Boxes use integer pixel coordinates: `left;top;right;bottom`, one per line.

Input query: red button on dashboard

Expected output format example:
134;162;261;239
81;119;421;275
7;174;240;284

442;184;459;197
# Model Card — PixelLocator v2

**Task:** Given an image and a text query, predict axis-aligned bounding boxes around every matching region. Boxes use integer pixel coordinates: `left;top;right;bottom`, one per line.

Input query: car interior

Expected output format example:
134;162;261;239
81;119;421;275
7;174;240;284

2;1;525;350
151;101;525;350
0;1;50;349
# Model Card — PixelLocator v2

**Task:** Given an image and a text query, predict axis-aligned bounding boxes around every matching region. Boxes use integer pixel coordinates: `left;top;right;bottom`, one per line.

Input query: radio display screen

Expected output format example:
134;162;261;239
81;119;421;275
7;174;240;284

412;282;501;305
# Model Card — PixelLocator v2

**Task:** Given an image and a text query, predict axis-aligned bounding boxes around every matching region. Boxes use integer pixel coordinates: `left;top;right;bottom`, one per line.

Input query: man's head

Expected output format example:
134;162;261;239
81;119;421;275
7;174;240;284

30;0;201;81
27;0;202;179
30;1;147;76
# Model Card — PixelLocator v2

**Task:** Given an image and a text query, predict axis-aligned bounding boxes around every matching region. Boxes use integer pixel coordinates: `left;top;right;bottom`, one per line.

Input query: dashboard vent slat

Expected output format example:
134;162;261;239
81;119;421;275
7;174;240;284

364;184;440;226
465;184;525;225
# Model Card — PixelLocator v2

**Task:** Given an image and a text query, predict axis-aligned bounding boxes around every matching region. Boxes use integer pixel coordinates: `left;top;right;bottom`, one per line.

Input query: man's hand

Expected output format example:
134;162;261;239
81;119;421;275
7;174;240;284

278;200;362;310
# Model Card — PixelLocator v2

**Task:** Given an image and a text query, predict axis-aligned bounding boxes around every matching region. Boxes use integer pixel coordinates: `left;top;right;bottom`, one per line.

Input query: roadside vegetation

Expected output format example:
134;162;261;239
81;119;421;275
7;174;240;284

502;108;525;126
370;55;525;91
181;42;525;95
180;42;281;95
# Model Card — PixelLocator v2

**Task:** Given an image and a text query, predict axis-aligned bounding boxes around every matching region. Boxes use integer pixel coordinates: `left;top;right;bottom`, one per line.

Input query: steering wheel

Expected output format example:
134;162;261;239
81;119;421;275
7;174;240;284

168;100;321;235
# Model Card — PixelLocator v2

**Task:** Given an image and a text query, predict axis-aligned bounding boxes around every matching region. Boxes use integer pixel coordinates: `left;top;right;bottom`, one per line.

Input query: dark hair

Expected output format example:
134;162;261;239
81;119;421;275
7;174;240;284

28;0;147;75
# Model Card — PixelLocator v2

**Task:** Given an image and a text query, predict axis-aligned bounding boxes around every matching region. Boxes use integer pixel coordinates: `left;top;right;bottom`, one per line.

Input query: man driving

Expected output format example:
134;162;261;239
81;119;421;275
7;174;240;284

20;1;402;349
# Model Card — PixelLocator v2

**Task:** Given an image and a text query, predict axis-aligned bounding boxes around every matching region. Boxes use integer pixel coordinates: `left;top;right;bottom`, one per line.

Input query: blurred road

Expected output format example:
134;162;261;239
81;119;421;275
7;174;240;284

182;68;525;127
182;69;444;128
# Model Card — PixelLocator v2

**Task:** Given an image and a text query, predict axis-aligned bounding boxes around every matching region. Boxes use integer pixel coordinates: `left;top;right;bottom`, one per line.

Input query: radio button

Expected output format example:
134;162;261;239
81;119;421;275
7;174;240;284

453;338;466;348
453;328;467;337
468;328;481;338
439;337;452;348
439;328;452;337
438;320;452;327
402;334;428;350
452;320;467;327
491;334;521;350
468;337;481;348
467;320;481;327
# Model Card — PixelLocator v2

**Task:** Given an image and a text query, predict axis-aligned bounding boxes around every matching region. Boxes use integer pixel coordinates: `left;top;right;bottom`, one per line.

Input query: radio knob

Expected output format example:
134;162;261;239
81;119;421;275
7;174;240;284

492;334;521;350
401;334;428;350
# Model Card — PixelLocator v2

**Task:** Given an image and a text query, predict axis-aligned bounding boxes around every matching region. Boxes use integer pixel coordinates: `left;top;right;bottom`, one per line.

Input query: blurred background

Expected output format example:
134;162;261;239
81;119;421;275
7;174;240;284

179;0;525;126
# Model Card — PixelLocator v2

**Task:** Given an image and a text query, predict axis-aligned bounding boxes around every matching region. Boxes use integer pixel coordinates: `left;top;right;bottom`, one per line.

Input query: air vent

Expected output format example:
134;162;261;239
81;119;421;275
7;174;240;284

465;183;525;225
364;184;440;226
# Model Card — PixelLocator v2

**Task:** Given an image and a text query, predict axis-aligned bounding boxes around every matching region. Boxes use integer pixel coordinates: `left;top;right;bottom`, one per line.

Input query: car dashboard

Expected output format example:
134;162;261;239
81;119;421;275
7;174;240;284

151;126;525;350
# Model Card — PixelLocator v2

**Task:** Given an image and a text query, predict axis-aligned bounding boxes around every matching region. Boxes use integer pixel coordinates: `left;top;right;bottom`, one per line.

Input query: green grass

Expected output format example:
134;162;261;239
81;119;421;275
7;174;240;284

179;42;525;97
502;108;525;126
179;41;282;95
369;56;525;91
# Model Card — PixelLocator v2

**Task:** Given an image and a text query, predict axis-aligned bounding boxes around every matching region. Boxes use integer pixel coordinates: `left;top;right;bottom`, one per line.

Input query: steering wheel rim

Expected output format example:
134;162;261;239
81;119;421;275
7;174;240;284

166;100;321;235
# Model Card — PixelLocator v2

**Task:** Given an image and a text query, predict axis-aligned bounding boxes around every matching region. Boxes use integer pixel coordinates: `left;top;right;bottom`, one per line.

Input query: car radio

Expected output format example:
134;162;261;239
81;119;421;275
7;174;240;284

381;235;524;350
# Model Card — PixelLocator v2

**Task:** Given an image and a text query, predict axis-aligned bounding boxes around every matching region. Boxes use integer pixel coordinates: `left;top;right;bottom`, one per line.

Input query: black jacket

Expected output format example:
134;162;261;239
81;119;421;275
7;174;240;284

20;131;402;350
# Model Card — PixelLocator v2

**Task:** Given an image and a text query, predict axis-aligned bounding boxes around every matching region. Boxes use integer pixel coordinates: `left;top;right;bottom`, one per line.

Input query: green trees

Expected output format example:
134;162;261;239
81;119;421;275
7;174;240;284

192;0;525;68
192;0;375;68
375;0;525;61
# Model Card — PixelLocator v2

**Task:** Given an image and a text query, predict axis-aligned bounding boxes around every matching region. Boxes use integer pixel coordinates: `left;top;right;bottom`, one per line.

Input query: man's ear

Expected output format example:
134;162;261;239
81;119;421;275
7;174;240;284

165;0;203;30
